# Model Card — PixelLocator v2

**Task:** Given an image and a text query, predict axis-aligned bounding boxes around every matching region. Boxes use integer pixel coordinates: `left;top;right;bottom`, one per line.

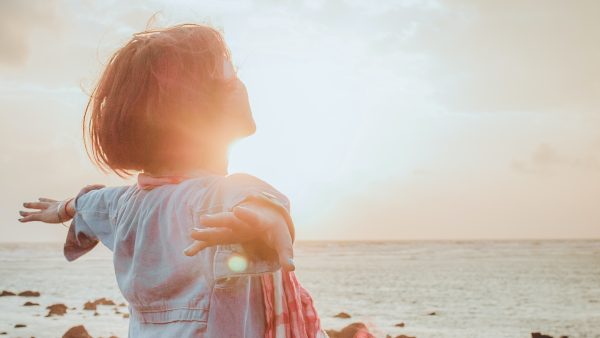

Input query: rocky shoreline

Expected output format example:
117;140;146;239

1;289;572;338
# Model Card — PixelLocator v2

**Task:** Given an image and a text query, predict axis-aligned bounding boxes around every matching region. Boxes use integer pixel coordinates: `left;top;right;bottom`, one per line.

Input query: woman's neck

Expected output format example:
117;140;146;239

197;147;229;176
147;142;230;177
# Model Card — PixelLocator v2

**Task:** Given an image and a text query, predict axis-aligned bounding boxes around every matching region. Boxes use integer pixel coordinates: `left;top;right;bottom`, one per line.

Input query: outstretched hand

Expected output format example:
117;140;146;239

18;184;106;224
185;199;295;271
19;197;62;223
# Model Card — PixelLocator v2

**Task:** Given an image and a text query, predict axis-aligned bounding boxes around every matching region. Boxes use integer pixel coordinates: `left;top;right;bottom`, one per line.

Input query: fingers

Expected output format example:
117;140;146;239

20;200;54;222
269;226;295;272
190;227;238;244
22;201;52;210
232;205;262;228
39;197;57;202
19;210;40;217
234;203;295;270
18;214;41;223
185;228;242;256
199;212;251;233
183;241;210;256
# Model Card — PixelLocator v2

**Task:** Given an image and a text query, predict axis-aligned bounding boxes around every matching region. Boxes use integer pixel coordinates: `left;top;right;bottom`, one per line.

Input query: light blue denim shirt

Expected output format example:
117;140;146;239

63;172;290;337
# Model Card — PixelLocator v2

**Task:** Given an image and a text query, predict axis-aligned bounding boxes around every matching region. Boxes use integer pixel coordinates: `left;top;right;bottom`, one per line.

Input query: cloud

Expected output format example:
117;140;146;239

512;142;600;174
0;0;60;67
401;0;600;114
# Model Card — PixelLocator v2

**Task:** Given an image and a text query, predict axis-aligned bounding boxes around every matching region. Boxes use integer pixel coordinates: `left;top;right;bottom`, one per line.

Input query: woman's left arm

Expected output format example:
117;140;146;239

187;193;296;271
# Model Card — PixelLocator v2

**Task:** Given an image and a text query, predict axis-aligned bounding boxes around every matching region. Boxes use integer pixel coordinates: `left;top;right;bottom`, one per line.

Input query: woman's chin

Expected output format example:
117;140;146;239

246;120;257;136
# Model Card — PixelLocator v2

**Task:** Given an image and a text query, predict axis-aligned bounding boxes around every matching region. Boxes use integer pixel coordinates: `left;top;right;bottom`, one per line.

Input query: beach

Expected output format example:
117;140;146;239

1;240;599;338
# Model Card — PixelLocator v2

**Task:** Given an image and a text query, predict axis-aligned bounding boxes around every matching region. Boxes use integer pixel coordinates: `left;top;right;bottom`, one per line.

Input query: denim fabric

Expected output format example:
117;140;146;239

64;173;290;337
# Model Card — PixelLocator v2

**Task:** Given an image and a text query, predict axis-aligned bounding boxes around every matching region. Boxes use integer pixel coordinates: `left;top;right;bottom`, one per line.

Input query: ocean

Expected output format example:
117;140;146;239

0;241;599;338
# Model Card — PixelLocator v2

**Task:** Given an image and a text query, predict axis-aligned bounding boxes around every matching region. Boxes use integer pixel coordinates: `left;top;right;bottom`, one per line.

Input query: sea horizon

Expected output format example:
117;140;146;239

2;240;599;337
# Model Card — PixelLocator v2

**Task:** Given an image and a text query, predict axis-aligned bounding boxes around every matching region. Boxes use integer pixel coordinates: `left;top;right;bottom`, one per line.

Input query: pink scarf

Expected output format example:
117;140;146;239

262;268;326;338
137;172;326;338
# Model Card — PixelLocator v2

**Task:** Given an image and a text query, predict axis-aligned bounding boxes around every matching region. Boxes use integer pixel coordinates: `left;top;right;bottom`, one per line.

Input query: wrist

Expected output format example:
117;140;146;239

65;198;75;219
58;198;75;223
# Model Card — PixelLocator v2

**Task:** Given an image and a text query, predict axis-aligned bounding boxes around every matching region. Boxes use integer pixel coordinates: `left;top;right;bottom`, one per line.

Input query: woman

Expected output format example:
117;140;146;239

19;23;326;338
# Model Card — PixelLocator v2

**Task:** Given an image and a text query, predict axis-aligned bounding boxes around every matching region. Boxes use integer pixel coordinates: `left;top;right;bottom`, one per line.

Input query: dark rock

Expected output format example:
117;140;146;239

326;322;375;338
15;324;27;328
122;313;129;319
18;291;40;297
395;335;416;338
94;312;100;316
0;332;6;335
325;330;337;338
427;311;436;316
46;303;68;317
83;301;96;310
62;325;92;338
84;297;116;310
531;333;553;338
118;302;127;307
94;298;116;306
0;290;16;297
334;312;352;319
394;322;405;327
23;301;39;306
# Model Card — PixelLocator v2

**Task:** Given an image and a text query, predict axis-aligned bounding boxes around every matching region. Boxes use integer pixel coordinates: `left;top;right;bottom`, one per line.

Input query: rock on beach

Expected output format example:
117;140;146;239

62;325;92;338
326;322;375;338
46;303;68;317
83;301;96;311
18;290;41;297
334;312;352;318
94;297;116;306
531;333;569;338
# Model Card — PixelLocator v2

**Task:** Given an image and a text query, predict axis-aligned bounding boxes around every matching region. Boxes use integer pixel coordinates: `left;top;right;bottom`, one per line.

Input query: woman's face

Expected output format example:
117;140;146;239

186;59;255;157
220;59;256;140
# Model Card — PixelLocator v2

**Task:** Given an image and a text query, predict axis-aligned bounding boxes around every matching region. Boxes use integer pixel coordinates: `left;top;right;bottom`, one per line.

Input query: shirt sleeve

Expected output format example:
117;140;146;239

210;173;294;281
63;186;129;261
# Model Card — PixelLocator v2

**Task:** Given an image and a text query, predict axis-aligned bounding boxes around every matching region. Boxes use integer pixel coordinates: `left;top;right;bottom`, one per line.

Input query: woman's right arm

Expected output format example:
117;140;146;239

18;184;106;224
19;183;128;261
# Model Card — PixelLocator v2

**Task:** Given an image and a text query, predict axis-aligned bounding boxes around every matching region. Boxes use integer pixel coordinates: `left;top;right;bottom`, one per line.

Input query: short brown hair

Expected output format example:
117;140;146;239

83;23;235;177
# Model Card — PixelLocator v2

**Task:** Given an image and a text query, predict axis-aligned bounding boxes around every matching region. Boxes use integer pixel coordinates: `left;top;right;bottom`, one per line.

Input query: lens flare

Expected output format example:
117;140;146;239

227;254;248;272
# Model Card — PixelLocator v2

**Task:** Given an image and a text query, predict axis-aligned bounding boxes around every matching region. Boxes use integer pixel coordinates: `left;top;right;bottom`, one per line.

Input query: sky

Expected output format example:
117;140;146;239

0;0;598;242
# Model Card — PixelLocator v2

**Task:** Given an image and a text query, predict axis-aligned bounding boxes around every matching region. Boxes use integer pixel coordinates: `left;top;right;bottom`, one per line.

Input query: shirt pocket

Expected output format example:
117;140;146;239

213;275;245;289
213;243;281;283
